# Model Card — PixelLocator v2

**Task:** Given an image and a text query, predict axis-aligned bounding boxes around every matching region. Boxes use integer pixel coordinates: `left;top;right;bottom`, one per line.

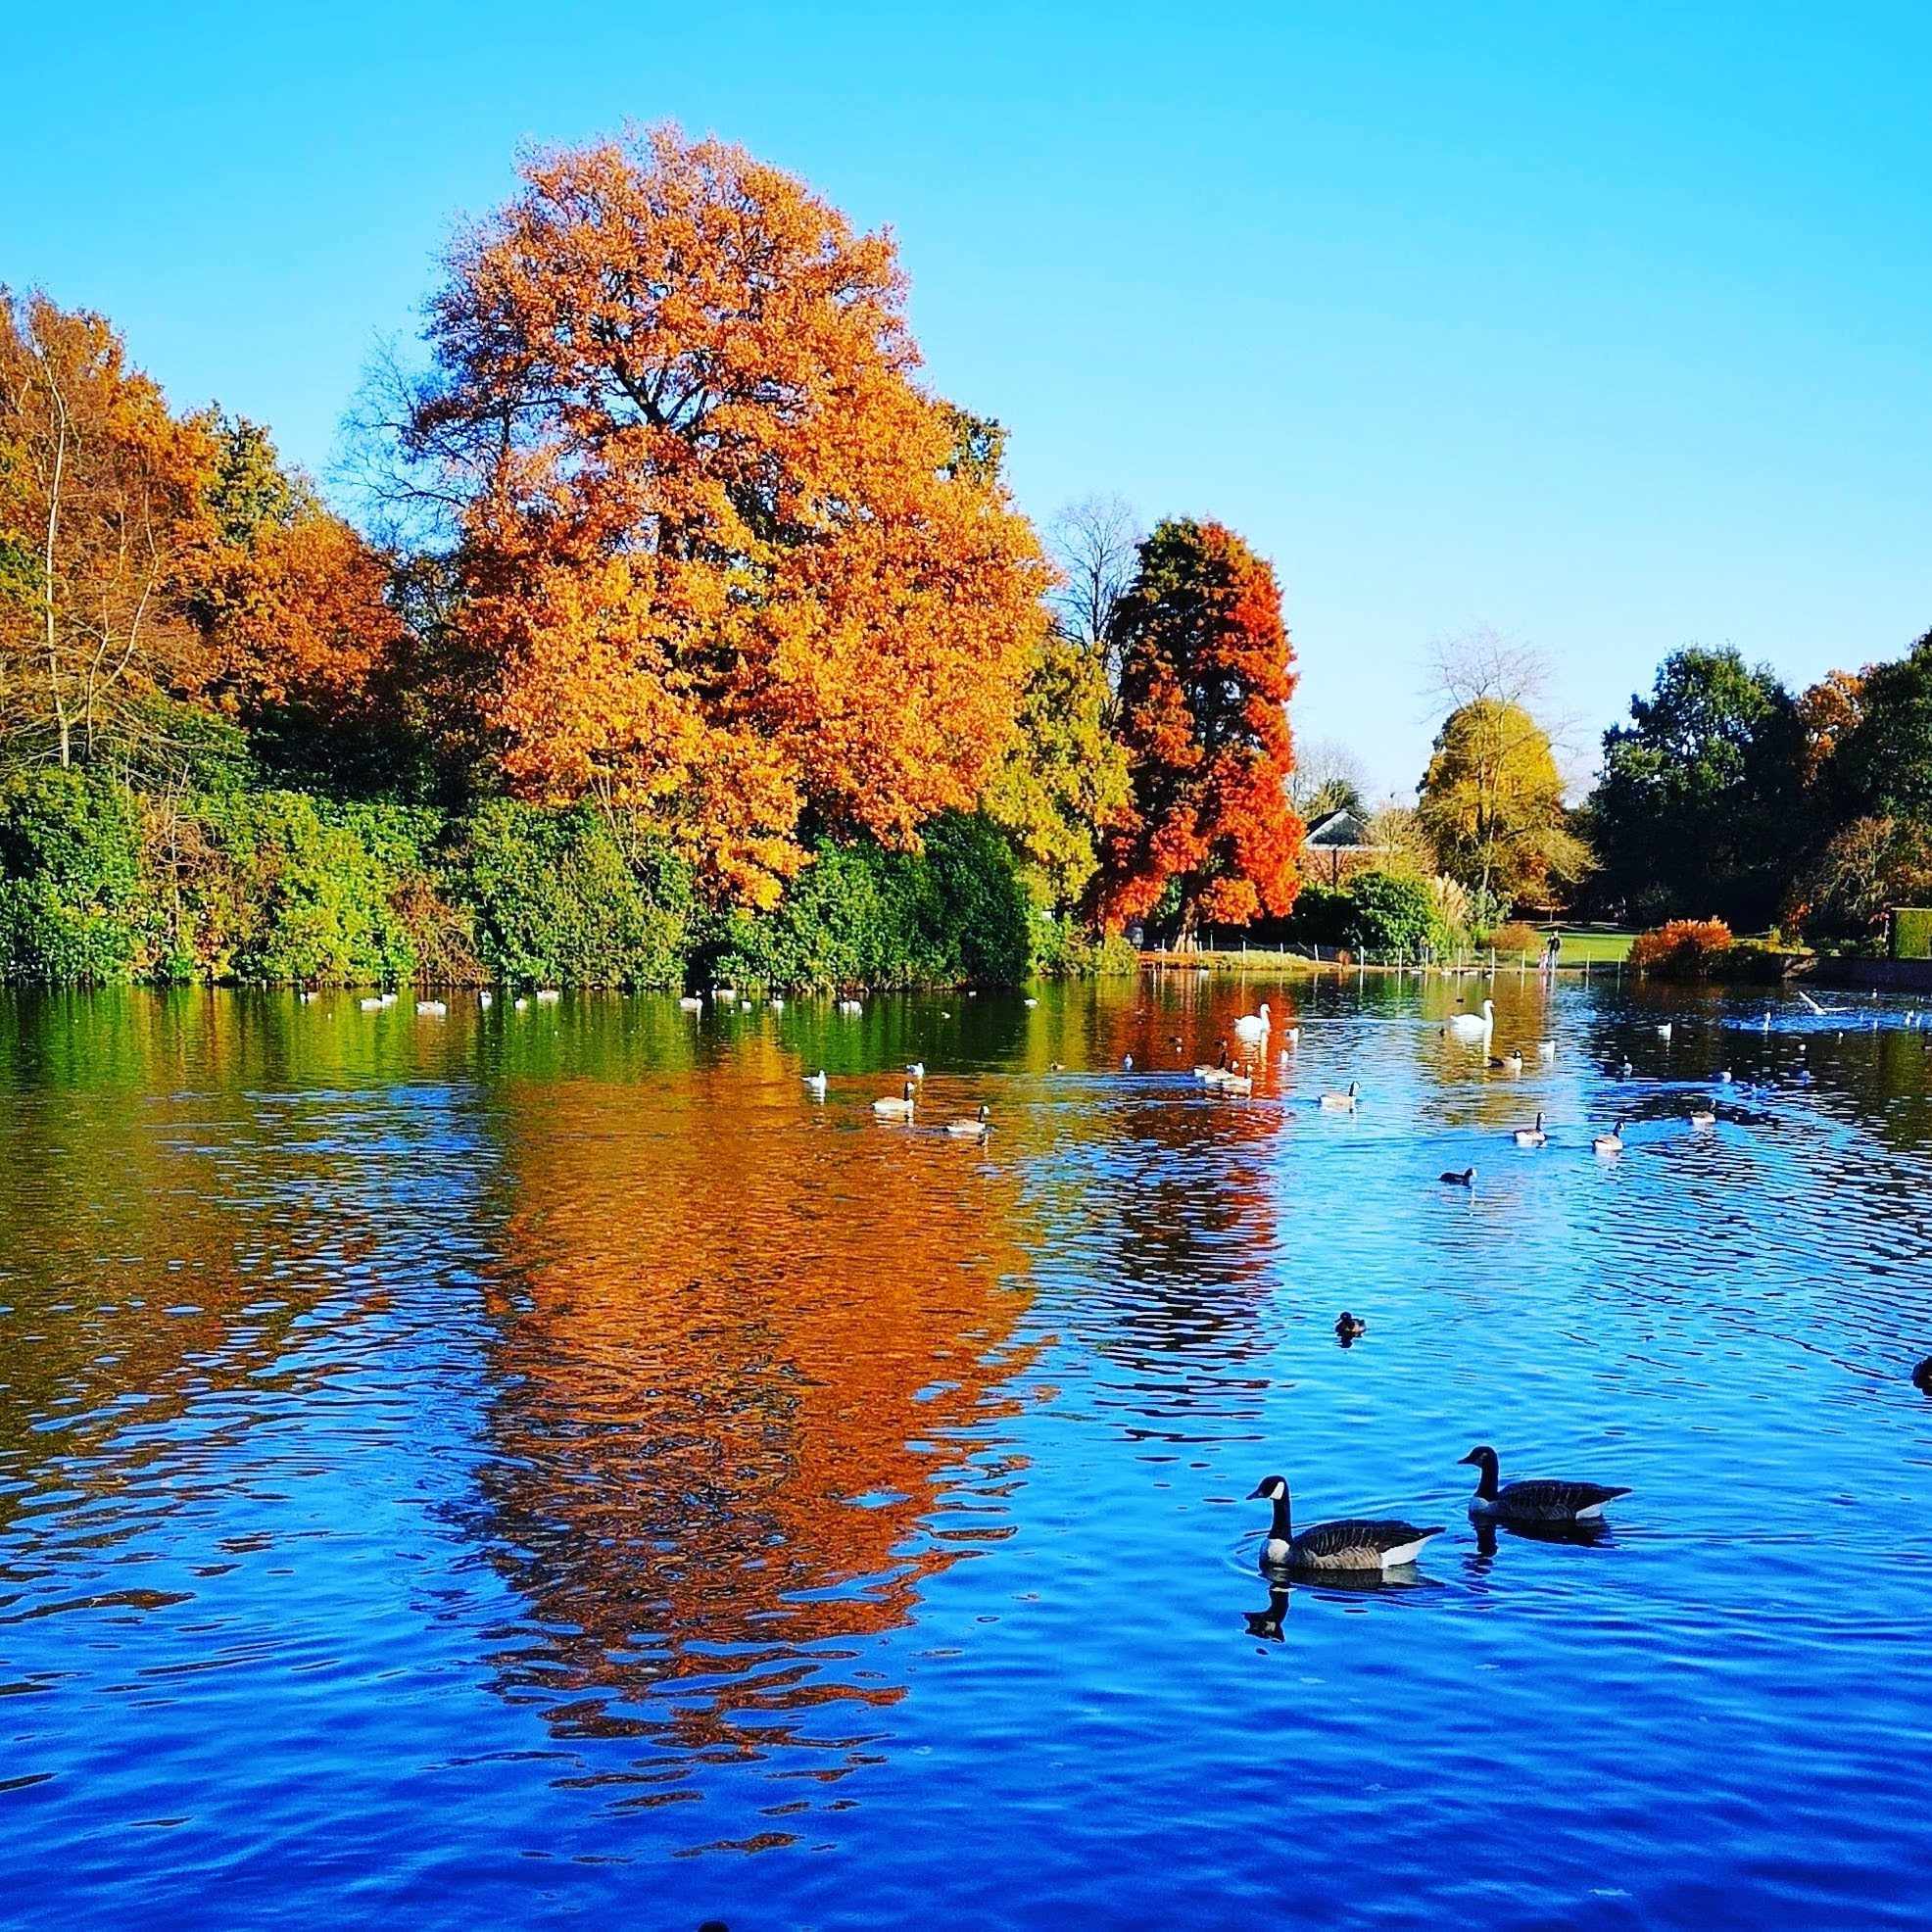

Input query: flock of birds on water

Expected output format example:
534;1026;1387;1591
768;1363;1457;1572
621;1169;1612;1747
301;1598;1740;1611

336;966;1932;1575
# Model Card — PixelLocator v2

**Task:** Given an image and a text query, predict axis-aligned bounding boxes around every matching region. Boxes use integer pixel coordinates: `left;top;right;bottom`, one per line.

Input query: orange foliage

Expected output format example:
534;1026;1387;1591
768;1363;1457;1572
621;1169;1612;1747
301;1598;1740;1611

1098;518;1302;934
406;124;1050;907
1630;918;1734;977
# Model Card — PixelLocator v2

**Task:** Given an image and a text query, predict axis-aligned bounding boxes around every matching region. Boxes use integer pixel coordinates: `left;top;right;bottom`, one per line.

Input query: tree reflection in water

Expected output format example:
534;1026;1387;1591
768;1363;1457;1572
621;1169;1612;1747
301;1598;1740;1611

462;1047;1038;1796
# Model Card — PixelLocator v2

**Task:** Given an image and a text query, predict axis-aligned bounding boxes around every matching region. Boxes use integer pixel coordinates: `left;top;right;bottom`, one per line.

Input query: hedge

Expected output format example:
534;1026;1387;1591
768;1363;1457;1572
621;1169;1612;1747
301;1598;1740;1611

1893;908;1932;959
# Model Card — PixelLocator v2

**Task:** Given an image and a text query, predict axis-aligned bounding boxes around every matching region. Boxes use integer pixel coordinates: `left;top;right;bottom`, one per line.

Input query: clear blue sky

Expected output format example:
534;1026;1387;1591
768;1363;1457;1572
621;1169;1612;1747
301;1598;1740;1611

8;2;1928;797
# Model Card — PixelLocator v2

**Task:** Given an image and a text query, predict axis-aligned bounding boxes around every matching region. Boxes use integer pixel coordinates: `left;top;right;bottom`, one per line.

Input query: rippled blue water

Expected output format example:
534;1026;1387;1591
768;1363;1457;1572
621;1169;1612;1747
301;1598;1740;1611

3;973;1931;1928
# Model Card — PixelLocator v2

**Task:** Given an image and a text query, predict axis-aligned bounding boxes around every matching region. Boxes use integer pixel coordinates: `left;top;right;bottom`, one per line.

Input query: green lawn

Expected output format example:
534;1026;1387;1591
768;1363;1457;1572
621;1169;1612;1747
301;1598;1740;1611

1535;926;1635;963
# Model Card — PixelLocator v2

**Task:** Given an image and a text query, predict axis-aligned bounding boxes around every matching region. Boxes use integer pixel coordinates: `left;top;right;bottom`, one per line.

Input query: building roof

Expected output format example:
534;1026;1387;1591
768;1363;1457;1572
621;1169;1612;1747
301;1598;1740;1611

1303;806;1378;850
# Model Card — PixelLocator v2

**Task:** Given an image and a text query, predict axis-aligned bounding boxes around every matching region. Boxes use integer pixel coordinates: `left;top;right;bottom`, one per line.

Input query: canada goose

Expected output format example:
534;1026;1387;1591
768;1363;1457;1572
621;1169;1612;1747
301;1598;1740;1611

1439;1167;1476;1187
1247;1476;1443;1574
1334;1311;1367;1341
1513;1111;1548;1148
873;1081;917;1120
802;1070;828;1096
1538;1039;1557;1061
1449;999;1495;1041
1460;1445;1631;1524
1488;1049;1524;1074
1688;1104;1717;1128
905;1061;926;1080
1233;1002;1272;1044
416;999;448;1017
1320;1081;1360;1112
678;995;703;1012
1593;1122;1625;1155
946;1105;991;1139
1219;1070;1253;1096
1913;1357;1932;1394
1195;1038;1233;1084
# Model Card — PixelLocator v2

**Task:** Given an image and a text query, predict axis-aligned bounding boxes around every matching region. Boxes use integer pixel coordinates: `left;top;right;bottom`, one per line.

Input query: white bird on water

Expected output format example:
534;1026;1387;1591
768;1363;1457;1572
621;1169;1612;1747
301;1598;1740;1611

803;1070;828;1096
1448;999;1494;1041
1233;1002;1272;1045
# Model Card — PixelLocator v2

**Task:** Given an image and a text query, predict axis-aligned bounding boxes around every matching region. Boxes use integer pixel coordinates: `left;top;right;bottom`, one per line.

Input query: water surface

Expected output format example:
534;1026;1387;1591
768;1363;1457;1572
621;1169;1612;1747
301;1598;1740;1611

3;973;1931;1928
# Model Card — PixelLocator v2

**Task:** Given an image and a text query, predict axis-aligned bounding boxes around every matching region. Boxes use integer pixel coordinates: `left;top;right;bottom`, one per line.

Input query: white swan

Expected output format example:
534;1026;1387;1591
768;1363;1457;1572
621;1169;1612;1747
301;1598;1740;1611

1233;1002;1272;1045
678;995;702;1012
1448;999;1494;1041
803;1070;828;1096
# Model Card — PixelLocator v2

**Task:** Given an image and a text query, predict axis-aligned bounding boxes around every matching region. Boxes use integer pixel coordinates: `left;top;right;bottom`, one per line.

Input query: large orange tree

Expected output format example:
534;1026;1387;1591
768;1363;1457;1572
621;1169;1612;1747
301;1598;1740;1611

1098;518;1301;939
399;125;1050;906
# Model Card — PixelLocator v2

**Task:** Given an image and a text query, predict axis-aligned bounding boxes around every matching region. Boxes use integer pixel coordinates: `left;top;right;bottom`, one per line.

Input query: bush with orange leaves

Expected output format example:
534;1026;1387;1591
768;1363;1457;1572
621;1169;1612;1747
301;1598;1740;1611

1630;918;1735;978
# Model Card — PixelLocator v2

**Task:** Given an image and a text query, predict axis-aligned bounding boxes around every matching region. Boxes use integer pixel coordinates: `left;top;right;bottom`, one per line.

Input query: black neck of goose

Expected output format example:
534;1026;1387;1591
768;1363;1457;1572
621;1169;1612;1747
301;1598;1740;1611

1271;1493;1293;1541
1473;1458;1498;1501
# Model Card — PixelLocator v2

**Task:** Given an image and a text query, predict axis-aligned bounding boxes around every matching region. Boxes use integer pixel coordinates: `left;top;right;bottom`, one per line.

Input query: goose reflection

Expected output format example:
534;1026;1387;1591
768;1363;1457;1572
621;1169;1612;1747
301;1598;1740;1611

1468;1514;1617;1568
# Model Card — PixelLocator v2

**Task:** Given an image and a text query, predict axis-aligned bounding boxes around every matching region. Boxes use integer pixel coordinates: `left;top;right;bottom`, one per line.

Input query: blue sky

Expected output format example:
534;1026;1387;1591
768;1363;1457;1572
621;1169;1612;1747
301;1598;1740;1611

8;3;1928;796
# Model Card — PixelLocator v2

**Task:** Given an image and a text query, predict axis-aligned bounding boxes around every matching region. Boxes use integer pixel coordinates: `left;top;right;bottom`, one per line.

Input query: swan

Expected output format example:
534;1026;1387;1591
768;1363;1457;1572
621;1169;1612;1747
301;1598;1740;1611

1334;1312;1367;1341
802;1070;828;1096
1248;1476;1443;1574
1284;1026;1300;1046
1798;990;1846;1016
711;984;737;1000
1233;1002;1272;1045
1689;1104;1717;1128
416;999;448;1017
1439;1166;1476;1186
1122;1054;1135;1070
1319;1081;1360;1112
1513;1110;1548;1148
946;1105;991;1138
1460;1445;1631;1524
873;1081;916;1120
1448;999;1495;1041
1593;1122;1625;1155
678;995;703;1012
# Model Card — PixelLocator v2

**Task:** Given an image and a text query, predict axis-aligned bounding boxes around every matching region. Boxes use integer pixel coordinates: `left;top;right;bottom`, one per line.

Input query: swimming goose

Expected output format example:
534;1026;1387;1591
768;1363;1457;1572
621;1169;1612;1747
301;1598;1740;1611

1320;1081;1361;1113
1688;1103;1717;1128
1448;999;1495;1041
1439;1166;1476;1187
1334;1311;1367;1341
1248;1476;1444;1574
1488;1049;1524;1074
1512;1110;1548;1148
1460;1445;1631;1524
678;995;703;1012
873;1081;917;1121
802;1070;828;1096
1913;1357;1932;1394
1194;1038;1233;1085
1218;1070;1253;1096
1233;1002;1272;1045
946;1105;991;1139
1593;1122;1625;1155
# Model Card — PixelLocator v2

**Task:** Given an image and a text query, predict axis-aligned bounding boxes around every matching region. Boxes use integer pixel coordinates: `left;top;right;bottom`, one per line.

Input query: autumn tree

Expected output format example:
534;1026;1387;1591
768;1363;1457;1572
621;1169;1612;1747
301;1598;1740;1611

0;291;215;769
385;124;1050;906
982;629;1130;910
1098;518;1301;939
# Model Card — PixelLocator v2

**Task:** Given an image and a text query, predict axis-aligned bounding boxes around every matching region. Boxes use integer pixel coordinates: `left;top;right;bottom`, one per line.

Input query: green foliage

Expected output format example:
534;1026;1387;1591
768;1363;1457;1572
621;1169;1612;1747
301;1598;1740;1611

1281;881;1354;947
0;770;149;982
1893;908;1932;959
1830;633;1932;823
1342;870;1456;957
1590;647;1806;927
708;812;1034;990
455;800;694;989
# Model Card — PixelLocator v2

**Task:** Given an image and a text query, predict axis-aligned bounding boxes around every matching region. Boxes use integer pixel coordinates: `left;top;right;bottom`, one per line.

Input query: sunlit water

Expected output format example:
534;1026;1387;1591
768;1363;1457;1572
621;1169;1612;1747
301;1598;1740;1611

4;972;1931;1929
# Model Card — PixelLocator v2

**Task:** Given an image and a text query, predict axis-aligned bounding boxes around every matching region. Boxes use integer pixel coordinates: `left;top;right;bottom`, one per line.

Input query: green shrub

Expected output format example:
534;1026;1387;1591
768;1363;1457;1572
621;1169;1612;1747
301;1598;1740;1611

456;799;694;988
0;770;151;983
1344;870;1455;958
1281;881;1354;947
1893;908;1932;959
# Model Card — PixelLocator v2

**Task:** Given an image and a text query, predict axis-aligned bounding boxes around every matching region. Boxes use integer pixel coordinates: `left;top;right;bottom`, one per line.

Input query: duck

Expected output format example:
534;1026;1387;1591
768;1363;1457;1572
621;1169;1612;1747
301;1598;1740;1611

946;1105;991;1139
1459;1445;1631;1524
873;1081;917;1121
1592;1122;1625;1155
1448;998;1495;1041
1439;1166;1476;1187
802;1070;828;1096
1913;1357;1932;1395
1248;1476;1444;1574
1233;1002;1272;1045
1688;1103;1717;1129
678;995;703;1012
1334;1311;1367;1341
1512;1110;1548;1149
905;1061;926;1080
1319;1080;1360;1112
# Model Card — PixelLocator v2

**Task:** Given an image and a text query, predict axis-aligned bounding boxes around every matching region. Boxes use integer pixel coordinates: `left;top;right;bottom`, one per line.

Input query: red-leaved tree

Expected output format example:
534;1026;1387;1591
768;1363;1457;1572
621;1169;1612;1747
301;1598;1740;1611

1098;517;1301;939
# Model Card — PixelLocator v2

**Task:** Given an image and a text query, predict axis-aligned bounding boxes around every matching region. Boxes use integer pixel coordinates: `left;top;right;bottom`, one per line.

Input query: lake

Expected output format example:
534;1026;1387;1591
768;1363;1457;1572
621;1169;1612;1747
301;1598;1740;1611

3;973;1930;1929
